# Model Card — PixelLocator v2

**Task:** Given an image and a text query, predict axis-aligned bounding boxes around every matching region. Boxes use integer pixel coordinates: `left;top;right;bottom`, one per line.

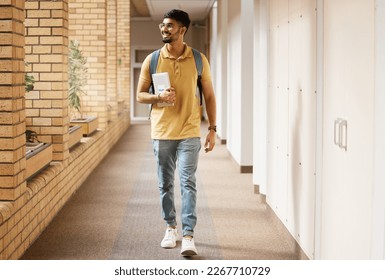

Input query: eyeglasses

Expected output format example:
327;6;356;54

158;23;182;31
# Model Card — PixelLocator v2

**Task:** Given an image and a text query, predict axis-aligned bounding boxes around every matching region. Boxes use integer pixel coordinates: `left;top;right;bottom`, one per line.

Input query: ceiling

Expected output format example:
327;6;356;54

130;0;216;21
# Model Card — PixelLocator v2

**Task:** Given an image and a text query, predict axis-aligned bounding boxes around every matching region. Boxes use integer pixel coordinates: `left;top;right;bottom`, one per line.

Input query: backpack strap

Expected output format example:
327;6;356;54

192;48;203;106
148;49;161;119
149;49;161;94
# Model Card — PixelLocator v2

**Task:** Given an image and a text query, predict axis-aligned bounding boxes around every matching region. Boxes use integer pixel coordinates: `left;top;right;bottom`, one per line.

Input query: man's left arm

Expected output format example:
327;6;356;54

202;79;217;153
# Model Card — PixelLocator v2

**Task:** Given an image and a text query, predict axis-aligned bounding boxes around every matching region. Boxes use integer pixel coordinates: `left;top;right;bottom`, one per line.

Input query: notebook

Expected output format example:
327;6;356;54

152;72;173;107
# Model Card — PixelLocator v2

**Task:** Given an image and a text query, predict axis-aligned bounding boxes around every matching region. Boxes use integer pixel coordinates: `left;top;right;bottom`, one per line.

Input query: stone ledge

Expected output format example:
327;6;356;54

0;202;14;224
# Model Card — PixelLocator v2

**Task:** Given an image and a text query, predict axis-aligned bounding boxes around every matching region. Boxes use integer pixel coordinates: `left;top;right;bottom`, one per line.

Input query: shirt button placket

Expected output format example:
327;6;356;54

175;60;180;76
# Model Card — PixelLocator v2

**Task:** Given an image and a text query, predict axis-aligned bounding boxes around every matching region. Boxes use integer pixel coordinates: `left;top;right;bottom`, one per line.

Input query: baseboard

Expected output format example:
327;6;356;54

227;151;253;174
240;165;253;173
217;135;226;145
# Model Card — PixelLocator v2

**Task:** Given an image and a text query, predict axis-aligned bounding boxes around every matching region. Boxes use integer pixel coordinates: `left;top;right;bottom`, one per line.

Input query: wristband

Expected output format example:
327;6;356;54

208;125;217;132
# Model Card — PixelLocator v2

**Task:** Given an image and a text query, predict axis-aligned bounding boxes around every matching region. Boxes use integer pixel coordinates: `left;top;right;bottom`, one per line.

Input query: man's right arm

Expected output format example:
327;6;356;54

136;79;159;104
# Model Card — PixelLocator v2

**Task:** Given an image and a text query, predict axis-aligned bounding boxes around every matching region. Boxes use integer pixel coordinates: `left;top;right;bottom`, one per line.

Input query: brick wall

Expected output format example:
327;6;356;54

0;0;131;259
0;114;129;259
24;0;70;162
0;0;26;203
107;0;117;123
117;0;130;114
68;0;108;129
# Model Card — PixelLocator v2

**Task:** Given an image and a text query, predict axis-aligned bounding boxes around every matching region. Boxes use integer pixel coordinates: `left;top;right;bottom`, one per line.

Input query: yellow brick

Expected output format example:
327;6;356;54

32;45;51;54
27;28;51;36
0;151;14;163
52;27;66;36
33;99;52;108
51;82;67;91
0;33;11;45
39;54;63;63
40;109;65;118
24;45;32;55
0;46;12;58
41;126;66;135
27;10;51;18
40;90;65;100
51;63;65;72
24;54;39;63
24;1;38;10
0;19;12;32
40;2;64;10
0;139;13;151
0;111;19;124
40;19;64;27
25;36;39;45
0;85;13;97
25;91;39;101
33;81;51;91
0;161;21;176
40;72;63;82
0;7;12;19
33;64;51;72
0;60;12;71
40;36;64;45
51;10;65;19
24;18;39;27
32;118;52;126
51;117;65;126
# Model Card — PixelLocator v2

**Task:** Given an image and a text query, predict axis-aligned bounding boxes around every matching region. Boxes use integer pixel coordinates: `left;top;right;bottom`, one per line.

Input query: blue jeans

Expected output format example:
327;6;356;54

152;138;201;237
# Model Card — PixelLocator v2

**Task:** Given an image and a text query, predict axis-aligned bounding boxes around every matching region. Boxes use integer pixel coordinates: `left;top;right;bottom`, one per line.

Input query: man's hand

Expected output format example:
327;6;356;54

204;130;216;153
159;87;176;104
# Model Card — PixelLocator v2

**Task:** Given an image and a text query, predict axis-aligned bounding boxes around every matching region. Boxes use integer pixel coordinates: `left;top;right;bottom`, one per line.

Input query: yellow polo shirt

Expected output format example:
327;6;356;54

139;44;212;140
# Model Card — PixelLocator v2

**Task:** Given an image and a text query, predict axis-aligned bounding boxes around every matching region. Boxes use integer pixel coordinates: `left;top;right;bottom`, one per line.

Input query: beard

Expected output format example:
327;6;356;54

162;37;172;43
161;31;179;43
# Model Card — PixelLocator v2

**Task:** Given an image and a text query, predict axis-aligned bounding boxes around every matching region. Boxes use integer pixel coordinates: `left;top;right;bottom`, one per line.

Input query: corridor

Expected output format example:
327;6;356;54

21;123;300;260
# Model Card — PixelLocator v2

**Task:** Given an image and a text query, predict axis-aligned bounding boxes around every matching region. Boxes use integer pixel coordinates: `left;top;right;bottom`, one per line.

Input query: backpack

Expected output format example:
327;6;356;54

149;48;203;106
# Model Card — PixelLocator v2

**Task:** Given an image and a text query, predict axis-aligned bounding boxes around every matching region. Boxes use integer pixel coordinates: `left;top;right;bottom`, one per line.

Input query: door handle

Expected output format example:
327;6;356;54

334;118;347;151
334;119;342;146
339;119;347;151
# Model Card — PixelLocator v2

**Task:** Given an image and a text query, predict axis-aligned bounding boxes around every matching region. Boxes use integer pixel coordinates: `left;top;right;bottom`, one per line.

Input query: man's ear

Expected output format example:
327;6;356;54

180;26;187;35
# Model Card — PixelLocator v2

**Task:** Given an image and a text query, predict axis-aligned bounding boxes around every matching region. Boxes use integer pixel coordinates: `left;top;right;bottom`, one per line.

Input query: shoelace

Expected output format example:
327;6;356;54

164;229;176;240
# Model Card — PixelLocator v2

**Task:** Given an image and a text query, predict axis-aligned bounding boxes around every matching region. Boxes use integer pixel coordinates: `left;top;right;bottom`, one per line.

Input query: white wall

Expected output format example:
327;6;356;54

215;0;228;142
372;0;385;259
267;0;317;259
226;0;254;168
209;4;218;125
211;0;385;259
253;0;269;193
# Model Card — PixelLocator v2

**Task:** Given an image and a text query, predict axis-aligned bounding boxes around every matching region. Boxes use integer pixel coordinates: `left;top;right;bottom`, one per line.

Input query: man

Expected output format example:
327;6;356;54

136;9;216;256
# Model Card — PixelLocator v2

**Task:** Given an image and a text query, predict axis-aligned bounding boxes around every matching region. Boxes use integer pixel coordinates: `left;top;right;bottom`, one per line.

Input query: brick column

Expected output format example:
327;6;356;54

69;0;107;129
25;0;69;162
107;0;117;123
117;0;130;116
0;0;27;201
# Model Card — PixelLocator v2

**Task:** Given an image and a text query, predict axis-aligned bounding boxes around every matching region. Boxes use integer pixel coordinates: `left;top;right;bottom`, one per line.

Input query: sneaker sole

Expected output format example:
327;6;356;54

181;249;197;256
161;243;177;249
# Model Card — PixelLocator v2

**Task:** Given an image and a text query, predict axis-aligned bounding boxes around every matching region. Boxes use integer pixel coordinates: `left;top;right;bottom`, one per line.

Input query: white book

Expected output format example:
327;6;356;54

152;72;173;107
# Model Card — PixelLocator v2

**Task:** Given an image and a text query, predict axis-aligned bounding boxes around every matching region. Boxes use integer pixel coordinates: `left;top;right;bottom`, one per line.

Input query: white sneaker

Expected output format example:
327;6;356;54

161;228;178;248
181;237;198;256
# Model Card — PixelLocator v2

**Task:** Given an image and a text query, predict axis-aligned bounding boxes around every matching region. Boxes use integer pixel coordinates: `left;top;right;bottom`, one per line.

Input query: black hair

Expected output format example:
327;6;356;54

163;9;191;31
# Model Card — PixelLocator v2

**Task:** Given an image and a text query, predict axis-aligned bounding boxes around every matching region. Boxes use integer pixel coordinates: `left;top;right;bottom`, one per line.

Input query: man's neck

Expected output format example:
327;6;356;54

166;41;185;58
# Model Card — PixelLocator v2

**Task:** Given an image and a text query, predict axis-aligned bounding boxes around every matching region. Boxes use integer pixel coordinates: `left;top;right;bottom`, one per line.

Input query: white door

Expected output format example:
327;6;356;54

320;0;375;259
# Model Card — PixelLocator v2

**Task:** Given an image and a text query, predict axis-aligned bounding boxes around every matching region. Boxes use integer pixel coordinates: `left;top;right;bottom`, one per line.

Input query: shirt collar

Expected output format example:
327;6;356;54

161;43;192;60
